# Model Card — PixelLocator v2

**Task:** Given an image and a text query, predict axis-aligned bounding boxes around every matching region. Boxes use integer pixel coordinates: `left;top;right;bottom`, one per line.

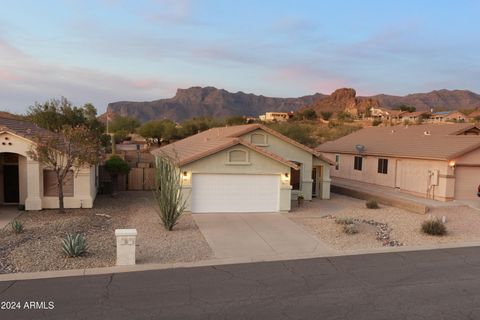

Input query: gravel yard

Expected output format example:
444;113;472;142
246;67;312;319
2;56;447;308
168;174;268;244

288;194;480;250
0;192;212;273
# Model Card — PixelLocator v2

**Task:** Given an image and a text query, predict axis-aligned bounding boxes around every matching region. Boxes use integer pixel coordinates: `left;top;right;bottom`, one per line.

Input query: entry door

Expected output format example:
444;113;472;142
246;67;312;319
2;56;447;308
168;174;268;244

4;165;19;203
312;168;317;196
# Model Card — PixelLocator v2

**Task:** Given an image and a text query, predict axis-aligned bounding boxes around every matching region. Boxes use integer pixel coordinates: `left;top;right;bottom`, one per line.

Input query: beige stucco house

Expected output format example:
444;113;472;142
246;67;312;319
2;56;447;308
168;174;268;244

0;117;97;210
318;123;480;201
151;124;333;213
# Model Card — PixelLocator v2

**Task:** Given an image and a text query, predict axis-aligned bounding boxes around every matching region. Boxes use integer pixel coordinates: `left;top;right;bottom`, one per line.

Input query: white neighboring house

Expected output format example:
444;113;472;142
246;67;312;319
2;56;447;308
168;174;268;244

259;112;293;122
0;117;98;210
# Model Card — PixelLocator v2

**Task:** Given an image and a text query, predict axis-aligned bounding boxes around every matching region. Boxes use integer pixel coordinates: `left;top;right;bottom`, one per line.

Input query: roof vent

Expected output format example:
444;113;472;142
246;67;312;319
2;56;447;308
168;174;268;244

424;131;431;136
355;144;365;154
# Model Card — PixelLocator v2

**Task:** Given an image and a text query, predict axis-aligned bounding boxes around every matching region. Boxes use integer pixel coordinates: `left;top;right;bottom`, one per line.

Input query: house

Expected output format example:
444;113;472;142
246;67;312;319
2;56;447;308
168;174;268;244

151;124;333;213
317;123;480;201
467;109;480;121
400;111;431;123
0;117;98;210
259;112;293;122
428;111;468;123
368;107;406;123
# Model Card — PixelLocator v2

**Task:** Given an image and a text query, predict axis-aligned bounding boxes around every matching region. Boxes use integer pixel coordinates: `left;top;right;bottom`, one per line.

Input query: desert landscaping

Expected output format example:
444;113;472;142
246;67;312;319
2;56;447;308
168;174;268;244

288;194;480;251
0;192;212;274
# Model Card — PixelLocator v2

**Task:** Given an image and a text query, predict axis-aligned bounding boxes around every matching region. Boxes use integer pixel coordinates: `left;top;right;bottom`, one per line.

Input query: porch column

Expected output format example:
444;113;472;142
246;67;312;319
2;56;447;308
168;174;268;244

319;165;331;200
25;160;42;210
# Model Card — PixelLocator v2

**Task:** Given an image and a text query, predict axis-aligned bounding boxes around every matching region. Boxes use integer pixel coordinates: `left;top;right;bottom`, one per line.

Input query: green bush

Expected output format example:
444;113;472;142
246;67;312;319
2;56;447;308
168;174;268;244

104;155;130;176
421;219;447;236
11;220;24;234
366;200;379;209
343;224;358;235
62;233;88;257
335;216;354;225
372;119;382;126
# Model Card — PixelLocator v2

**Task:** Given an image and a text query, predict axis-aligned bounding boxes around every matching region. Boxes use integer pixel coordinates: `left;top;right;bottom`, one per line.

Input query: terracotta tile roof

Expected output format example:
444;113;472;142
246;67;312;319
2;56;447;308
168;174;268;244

0;117;55;140
317;123;480;160
151;123;333;167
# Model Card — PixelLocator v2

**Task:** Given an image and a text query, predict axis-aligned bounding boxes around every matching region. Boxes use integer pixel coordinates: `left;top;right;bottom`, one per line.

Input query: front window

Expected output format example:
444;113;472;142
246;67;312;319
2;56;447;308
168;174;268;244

378;158;388;174
354;156;363;171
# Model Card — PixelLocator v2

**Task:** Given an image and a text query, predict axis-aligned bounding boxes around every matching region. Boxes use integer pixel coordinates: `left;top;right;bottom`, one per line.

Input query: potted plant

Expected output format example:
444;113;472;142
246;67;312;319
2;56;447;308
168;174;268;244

297;192;305;207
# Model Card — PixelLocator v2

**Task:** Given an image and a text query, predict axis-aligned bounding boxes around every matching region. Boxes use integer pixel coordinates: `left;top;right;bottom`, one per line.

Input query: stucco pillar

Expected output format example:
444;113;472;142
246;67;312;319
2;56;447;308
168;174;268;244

320;165;331;200
25;160;42;210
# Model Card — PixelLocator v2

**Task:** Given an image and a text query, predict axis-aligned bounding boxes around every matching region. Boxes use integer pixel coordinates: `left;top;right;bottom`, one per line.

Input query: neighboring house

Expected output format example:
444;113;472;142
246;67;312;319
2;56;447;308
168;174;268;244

369;107;405;123
467;109;480;121
400;111;430;123
151;124;333;213
318;123;480;201
428;111;468;123
259;112;293;122
0;117;98;210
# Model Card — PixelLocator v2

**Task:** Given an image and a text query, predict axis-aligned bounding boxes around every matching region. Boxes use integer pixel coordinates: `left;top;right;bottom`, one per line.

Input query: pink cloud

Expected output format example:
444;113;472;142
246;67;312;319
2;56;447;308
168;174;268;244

0;69;21;81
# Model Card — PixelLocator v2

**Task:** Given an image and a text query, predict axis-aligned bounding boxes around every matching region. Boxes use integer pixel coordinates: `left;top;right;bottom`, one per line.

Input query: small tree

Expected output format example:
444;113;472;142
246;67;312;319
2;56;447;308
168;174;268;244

153;155;187;231
104;155;130;195
320;111;333;121
28;125;101;212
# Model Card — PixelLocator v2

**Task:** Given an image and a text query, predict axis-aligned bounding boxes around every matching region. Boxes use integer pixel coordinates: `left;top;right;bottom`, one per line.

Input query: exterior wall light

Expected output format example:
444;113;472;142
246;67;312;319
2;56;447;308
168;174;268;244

448;161;456;168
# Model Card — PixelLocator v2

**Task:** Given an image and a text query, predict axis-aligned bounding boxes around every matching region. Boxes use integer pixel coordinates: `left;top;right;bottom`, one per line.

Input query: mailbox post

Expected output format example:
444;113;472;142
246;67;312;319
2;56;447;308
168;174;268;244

115;229;137;266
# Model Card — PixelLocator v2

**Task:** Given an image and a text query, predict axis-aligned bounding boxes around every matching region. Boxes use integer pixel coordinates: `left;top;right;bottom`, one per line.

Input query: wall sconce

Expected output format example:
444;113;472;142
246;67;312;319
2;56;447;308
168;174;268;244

448;161;456;168
284;173;289;178
182;171;188;180
282;172;290;183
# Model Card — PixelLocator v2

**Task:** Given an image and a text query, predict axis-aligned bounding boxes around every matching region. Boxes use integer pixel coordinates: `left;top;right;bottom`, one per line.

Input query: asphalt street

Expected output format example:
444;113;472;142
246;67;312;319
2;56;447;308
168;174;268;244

1;247;480;319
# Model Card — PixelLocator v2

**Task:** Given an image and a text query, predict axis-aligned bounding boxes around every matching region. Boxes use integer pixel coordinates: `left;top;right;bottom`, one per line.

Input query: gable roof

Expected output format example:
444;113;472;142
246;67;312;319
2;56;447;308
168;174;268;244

317;123;480;161
0;117;55;141
151;124;333;167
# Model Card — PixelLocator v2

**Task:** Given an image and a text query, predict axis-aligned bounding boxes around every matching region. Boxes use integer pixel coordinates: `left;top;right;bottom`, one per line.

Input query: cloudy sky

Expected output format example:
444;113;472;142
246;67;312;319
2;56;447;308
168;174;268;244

1;0;479;113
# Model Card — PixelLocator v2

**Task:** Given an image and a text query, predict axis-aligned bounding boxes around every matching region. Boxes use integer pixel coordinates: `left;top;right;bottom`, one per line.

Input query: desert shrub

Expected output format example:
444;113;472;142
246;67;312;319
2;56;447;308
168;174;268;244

11;220;24;234
62;233;88;257
372;119;382;126
335;216;354;225
153;155;187;231
421;219;447;236
343;224;358;235
320;111;333;121
366;200;379;209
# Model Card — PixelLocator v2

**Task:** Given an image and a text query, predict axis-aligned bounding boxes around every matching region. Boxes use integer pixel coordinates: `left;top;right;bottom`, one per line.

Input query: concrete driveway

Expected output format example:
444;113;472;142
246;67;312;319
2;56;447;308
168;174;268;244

193;213;333;259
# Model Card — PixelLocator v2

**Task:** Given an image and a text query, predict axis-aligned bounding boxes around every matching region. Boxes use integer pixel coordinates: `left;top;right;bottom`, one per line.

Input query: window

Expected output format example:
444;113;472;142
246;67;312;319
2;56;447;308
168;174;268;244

335;155;340;170
290;162;302;190
228;150;248;162
354;156;363;171
250;133;267;145
43;170;74;197
378;158;388;174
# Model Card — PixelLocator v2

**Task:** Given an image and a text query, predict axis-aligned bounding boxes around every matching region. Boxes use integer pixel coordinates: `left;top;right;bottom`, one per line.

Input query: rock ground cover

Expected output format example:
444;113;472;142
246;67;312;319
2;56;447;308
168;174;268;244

0;192;212;273
288;193;480;250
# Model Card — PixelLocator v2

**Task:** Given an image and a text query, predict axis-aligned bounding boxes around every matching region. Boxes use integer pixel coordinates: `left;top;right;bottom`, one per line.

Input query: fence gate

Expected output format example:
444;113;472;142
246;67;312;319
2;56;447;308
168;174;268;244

127;168;155;190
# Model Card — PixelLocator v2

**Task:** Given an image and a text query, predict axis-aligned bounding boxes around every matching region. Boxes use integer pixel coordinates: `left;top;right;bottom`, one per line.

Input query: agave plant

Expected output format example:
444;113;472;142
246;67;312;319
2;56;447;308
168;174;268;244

61;233;88;257
11;220;24;234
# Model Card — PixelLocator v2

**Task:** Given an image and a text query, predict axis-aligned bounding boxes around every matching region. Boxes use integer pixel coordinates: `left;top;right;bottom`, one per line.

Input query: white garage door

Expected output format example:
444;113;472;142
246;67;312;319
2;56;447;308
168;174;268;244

191;174;280;213
454;167;480;200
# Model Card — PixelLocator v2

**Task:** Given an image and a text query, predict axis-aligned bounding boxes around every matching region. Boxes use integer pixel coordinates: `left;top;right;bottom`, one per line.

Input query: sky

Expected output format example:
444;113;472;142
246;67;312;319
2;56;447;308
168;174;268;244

0;0;479;114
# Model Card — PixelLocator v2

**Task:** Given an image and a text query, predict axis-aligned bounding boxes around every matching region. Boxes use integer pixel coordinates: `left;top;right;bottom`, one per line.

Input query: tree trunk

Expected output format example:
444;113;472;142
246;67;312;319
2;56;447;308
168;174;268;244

58;178;65;213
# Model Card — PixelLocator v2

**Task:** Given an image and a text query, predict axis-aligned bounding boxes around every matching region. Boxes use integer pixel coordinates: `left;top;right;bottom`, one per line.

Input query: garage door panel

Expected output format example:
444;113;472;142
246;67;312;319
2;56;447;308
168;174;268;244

455;167;480;200
191;174;280;213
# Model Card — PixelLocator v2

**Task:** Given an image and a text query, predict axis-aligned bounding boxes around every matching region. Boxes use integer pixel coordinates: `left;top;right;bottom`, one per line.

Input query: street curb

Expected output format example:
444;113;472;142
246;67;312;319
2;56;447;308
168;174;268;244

2;241;480;282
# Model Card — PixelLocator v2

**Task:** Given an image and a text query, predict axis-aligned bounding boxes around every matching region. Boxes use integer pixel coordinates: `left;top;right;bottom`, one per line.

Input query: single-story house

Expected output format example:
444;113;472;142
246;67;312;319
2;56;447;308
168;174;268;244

0;117;97;210
428;111;468;123
317;123;480;201
151;124;333;213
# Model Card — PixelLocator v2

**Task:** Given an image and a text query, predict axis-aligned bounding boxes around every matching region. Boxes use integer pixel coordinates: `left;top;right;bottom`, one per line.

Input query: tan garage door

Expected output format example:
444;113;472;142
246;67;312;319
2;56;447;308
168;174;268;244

454;167;480;200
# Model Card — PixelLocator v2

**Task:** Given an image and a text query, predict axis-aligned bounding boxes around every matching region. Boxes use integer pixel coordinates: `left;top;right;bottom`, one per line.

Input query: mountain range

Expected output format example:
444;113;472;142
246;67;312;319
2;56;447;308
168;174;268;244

105;87;480;123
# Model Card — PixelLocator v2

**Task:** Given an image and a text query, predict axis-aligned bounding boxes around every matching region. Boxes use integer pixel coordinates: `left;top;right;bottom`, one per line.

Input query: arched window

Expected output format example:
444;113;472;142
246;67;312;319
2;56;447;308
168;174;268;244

250;133;267;145
228;150;248;162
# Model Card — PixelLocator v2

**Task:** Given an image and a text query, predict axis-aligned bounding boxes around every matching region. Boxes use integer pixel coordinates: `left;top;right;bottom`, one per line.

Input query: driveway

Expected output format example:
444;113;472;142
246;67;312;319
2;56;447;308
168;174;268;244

193;213;333;259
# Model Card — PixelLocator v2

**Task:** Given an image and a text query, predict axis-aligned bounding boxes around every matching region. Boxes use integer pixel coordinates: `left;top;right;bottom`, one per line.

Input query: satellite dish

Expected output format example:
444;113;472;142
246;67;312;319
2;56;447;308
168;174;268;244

355;144;365;154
